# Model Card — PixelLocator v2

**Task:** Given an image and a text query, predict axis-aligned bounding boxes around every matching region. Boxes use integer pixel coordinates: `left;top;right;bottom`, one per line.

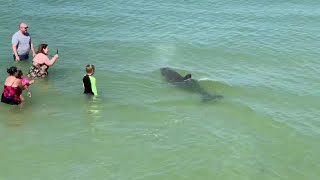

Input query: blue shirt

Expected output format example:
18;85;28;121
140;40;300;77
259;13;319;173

12;31;31;55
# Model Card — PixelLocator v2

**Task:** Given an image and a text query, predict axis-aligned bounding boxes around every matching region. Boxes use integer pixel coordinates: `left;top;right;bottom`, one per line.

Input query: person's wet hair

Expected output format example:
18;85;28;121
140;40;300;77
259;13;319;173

7;66;18;75
86;64;95;74
36;44;48;54
17;70;23;79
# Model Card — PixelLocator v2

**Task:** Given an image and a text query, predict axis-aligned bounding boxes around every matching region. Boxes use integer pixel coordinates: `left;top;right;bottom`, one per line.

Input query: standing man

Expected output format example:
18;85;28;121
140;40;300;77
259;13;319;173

12;22;36;61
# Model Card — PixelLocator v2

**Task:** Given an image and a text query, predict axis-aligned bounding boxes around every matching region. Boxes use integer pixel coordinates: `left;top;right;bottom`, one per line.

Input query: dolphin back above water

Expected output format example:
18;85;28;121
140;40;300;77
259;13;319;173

160;67;223;101
160;67;192;82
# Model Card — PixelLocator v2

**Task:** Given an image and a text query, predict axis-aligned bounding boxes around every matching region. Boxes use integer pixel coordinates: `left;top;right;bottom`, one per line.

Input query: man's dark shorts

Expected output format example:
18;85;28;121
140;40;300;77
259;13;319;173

13;53;29;61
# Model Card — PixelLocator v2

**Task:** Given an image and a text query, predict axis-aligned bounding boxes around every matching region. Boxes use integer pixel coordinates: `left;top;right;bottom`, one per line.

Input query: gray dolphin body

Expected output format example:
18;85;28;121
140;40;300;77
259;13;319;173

160;67;223;101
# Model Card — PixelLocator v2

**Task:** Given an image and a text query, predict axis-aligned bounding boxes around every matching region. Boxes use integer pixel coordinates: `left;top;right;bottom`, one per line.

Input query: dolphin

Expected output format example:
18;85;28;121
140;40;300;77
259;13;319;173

160;67;223;101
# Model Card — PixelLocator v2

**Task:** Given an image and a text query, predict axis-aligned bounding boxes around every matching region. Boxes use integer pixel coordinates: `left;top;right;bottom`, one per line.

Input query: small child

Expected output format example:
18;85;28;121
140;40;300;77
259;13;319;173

82;64;98;96
17;70;34;100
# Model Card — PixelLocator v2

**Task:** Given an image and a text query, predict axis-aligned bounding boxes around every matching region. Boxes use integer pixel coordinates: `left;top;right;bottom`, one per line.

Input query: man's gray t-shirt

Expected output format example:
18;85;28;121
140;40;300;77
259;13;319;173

12;31;31;55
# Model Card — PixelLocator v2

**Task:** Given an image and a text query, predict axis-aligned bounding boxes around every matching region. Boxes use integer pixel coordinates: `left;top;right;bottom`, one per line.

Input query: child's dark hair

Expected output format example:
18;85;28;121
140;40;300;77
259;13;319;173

86;64;95;74
17;70;23;79
7;66;18;75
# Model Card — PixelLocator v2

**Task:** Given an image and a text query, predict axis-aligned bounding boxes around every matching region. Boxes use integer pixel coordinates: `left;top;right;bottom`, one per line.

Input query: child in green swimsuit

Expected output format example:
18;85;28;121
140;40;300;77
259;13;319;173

82;64;98;96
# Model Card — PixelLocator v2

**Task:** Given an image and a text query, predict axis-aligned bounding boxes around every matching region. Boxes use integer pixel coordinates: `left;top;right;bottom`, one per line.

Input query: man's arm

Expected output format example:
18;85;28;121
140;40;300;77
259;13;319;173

12;34;20;61
30;38;35;57
12;44;19;61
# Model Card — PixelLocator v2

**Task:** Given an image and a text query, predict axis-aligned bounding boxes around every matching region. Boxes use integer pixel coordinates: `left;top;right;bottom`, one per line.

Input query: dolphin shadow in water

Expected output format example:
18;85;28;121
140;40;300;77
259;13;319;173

160;67;223;102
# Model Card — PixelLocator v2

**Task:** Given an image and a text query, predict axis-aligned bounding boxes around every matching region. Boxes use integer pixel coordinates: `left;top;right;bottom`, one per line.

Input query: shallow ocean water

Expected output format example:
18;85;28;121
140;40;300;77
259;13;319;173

0;0;319;179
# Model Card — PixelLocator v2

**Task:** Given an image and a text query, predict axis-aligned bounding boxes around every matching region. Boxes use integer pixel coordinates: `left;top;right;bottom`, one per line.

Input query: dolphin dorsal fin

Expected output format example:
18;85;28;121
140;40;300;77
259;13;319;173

183;74;192;80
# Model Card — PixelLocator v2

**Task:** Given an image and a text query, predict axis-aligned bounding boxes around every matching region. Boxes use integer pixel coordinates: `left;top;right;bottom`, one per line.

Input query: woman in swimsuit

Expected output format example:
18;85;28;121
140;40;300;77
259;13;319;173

1;66;34;105
28;44;59;78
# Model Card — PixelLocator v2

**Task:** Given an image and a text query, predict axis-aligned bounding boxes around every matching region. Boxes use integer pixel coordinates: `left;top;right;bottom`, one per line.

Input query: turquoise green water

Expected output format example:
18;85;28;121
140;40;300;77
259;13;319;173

0;0;319;179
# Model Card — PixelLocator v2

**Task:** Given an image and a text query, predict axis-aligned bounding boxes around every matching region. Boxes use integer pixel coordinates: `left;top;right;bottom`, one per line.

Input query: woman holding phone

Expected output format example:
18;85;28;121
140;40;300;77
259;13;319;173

28;44;59;78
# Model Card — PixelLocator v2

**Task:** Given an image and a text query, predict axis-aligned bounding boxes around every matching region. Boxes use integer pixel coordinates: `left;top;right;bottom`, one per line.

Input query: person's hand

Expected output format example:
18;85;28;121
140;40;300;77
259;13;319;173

15;55;20;61
32;52;36;57
29;80;35;85
27;91;31;98
54;54;59;59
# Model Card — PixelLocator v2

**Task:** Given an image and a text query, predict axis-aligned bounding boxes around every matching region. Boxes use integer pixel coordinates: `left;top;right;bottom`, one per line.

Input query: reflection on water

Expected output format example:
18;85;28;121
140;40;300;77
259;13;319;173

87;97;100;115
82;95;104;124
83;95;101;117
80;95;104;135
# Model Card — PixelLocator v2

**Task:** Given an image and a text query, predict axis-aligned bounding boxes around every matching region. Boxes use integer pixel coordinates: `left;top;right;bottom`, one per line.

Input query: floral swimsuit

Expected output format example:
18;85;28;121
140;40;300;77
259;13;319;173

28;63;48;78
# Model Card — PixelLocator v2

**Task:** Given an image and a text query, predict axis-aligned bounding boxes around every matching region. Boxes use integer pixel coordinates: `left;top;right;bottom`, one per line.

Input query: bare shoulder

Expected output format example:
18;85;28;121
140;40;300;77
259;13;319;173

33;53;48;62
4;76;20;86
5;76;14;83
34;53;46;58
